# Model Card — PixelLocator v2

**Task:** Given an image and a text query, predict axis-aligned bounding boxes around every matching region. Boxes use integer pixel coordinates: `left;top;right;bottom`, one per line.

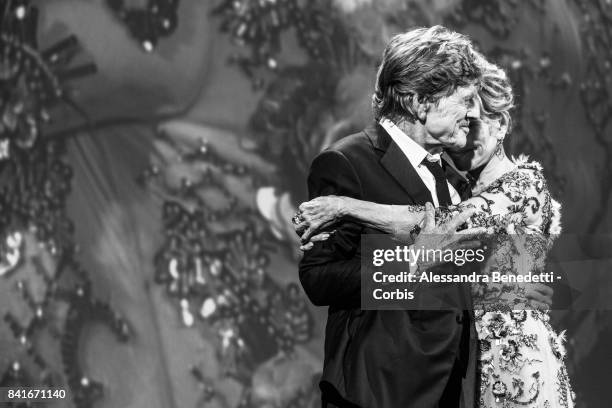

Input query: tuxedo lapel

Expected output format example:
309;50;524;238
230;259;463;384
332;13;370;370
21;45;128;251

367;124;433;205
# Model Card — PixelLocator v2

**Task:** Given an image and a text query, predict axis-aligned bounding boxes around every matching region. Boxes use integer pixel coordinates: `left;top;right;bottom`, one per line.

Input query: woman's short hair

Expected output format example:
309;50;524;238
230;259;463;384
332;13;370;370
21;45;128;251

372;25;481;122
475;52;515;132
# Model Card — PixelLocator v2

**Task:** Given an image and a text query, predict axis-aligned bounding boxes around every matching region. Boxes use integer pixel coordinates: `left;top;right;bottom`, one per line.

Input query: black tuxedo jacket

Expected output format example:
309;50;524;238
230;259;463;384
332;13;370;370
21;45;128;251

299;124;476;408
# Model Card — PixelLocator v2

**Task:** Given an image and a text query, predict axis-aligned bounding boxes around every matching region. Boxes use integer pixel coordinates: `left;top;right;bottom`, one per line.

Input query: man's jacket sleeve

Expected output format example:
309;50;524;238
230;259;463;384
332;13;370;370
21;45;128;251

298;149;364;308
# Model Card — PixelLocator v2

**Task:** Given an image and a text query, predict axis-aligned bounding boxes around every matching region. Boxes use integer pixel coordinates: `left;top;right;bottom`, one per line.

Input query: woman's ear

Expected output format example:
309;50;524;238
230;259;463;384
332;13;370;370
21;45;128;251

497;113;509;140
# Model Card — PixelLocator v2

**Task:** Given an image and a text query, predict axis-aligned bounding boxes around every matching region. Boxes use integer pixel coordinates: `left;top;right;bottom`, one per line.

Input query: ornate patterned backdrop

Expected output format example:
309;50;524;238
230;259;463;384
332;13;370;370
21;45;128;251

0;0;611;407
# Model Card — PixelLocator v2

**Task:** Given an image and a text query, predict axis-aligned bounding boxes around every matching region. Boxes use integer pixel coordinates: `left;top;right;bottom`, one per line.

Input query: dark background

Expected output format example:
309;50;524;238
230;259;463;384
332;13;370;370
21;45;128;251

1;0;611;407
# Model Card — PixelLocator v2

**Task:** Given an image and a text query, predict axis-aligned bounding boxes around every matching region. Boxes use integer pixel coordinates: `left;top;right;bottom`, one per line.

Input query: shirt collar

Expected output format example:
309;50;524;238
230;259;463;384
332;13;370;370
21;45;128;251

379;117;436;168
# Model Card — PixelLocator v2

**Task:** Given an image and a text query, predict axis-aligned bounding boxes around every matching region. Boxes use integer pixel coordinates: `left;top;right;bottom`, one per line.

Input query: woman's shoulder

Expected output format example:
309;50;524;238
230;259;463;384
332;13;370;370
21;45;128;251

503;154;549;188
511;154;545;176
490;154;547;189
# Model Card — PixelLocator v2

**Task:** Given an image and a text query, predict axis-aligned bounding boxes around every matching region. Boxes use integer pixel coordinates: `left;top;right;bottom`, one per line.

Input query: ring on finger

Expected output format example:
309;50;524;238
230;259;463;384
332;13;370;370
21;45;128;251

292;212;305;225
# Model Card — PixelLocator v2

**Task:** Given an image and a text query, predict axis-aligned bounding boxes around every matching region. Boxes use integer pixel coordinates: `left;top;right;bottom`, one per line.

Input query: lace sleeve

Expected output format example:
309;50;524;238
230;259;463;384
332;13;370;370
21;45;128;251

436;164;561;236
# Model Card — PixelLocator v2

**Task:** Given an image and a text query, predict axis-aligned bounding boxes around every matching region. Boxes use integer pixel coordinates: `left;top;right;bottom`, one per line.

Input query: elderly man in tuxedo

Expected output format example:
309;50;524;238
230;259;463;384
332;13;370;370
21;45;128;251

298;26;483;408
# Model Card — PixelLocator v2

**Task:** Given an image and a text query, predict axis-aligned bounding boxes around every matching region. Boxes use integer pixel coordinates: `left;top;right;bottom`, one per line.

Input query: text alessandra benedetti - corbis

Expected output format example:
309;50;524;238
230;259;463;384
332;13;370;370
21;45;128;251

372;271;557;283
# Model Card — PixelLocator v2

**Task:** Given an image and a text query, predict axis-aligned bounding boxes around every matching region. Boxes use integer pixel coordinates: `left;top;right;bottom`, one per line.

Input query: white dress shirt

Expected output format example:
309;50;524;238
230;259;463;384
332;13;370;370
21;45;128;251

379;117;461;207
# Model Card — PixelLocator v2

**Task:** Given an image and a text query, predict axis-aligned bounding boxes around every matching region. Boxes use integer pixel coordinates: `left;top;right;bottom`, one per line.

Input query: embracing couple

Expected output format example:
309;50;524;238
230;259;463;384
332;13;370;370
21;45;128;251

293;26;575;408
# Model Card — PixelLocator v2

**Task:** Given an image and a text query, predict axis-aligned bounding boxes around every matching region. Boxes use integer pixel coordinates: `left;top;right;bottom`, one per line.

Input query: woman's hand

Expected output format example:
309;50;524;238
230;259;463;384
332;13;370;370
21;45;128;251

299;231;333;252
292;196;346;242
295;199;430;249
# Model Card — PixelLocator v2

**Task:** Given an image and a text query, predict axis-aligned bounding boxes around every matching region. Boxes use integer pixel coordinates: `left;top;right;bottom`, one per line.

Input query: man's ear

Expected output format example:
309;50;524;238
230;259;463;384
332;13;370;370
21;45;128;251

416;101;428;122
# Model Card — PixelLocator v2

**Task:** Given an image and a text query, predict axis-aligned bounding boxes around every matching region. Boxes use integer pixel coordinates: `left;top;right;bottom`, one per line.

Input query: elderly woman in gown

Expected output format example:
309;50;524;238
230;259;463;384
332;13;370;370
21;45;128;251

294;56;575;407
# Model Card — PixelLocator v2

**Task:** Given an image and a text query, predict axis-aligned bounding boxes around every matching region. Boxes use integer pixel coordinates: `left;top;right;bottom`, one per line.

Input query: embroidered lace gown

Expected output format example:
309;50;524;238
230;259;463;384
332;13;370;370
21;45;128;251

438;157;575;408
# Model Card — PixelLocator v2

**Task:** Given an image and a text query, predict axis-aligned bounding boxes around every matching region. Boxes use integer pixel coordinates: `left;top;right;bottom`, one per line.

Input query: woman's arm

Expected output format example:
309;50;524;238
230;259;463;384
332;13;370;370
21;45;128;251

343;198;426;239
295;195;426;241
294;188;496;243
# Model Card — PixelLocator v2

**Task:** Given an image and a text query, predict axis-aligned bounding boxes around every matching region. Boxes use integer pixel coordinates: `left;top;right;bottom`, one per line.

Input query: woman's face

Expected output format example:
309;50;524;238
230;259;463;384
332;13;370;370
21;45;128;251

447;115;504;171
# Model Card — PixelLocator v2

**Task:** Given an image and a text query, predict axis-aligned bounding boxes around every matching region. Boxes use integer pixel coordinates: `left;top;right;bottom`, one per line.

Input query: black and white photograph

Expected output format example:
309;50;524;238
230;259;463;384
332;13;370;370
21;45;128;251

0;1;611;407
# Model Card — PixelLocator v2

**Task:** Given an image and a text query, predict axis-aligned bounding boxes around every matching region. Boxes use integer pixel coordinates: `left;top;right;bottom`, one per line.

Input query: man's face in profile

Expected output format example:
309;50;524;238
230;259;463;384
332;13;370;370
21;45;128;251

422;85;480;150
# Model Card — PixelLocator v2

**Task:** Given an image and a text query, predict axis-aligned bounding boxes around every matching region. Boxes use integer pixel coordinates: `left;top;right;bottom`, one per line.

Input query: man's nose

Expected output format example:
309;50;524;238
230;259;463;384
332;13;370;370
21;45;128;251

466;101;480;120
